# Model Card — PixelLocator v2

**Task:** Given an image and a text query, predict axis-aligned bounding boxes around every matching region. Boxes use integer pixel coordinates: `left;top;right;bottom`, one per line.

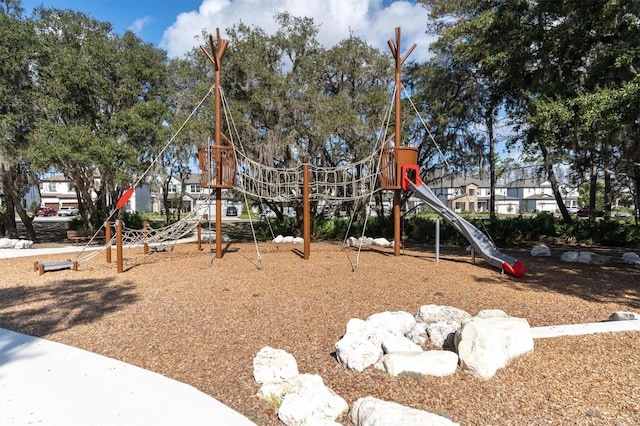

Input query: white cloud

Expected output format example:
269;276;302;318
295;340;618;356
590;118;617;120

128;16;151;35
159;0;436;62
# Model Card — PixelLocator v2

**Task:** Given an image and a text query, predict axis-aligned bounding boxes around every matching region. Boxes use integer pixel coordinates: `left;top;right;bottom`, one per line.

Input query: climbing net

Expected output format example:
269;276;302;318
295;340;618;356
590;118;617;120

234;149;382;203
73;210;205;265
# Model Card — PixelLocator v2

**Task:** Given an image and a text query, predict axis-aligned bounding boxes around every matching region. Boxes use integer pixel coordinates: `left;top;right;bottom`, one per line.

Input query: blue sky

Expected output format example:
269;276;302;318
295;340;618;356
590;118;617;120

20;0;435;60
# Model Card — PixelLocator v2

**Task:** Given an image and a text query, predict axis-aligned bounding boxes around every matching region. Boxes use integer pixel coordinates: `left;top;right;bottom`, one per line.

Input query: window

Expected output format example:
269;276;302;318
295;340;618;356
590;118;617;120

168;183;178;193
468;188;475;197
48;182;56;192
190;184;201;193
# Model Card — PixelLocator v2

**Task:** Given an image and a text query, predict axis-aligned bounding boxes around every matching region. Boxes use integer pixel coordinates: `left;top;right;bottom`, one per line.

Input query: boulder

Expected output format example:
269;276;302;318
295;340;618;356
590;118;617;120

282;236;295;243
455;316;534;379
381;336;422;354
426;322;460;348
277;374;348;426
608;311;640;321
273;235;284;243
253;347;299;384
0;238;16;249
335;333;383;372
366;311;416;337
560;251;579;262
382;350;458;377
622;252;640;266
350;396;459;426
372;237;392;248
416;305;471;325
292;237;304;244
405;322;428;346
531;245;551;257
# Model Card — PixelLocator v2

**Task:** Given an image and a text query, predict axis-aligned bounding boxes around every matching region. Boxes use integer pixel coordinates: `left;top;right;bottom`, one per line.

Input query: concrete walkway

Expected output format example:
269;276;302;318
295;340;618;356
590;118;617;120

0;328;255;426
1;243;255;426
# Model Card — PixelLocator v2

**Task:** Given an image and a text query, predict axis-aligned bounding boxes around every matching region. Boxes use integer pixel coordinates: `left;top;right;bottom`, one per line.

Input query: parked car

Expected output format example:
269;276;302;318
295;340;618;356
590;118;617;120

36;207;57;217
57;206;79;216
576;208;607;218
226;206;238;216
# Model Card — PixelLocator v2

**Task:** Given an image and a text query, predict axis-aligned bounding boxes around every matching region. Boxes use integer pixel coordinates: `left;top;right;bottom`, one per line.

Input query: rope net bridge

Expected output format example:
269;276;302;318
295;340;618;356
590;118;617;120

232;149;383;203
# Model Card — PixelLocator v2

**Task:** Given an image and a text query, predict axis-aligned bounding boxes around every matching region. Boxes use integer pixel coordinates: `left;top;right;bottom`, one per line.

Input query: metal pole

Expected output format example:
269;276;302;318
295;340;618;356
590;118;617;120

435;218;440;263
303;164;311;260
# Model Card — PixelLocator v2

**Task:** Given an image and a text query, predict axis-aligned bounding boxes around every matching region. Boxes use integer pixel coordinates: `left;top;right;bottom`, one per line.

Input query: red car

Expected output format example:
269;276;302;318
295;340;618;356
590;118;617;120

576;208;606;218
36;207;57;217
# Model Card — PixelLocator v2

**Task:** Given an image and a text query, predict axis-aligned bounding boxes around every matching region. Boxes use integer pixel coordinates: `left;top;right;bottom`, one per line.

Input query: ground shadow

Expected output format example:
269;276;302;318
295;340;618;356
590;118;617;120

482;250;640;310
0;278;138;339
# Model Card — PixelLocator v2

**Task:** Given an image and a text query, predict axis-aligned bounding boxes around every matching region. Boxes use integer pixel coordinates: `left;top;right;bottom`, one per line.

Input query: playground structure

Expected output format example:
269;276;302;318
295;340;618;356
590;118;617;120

197;28;526;277
33;27;525;277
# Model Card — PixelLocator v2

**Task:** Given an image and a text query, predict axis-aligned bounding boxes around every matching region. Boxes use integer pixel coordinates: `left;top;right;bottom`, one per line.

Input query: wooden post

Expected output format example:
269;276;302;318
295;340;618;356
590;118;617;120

197;221;202;251
303;164;310;260
105;220;112;263
116;219;123;273
143;220;149;254
200;30;228;260
388;27;416;257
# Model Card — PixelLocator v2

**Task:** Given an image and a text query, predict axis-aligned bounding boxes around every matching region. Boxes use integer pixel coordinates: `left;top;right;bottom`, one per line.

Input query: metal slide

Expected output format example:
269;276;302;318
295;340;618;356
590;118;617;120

408;181;526;277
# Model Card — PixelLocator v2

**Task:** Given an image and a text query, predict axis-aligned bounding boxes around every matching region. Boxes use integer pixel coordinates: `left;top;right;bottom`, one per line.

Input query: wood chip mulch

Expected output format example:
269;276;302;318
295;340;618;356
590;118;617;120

1;241;640;425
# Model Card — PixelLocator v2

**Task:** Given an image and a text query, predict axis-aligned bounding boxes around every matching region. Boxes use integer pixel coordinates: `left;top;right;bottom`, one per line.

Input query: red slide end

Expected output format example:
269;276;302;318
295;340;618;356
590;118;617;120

502;259;526;278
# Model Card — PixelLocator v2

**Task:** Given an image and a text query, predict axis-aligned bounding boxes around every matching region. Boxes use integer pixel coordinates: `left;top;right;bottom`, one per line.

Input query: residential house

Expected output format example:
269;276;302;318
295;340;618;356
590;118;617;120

427;175;520;214
506;178;579;213
36;172;151;213
155;173;242;217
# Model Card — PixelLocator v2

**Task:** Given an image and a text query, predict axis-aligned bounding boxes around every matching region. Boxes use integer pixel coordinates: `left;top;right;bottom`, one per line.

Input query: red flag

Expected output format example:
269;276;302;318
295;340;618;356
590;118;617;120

116;187;135;210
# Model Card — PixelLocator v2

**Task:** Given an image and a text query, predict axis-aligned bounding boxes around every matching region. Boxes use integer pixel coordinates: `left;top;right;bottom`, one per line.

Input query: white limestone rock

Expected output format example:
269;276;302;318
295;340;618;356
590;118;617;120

13;239;33;249
382;350;459;377
346;236;358;247
416;305;471;325
335;333;383;372
381;336;423;354
426;321;460;348
0;238;16;249
560;251;579;262
366;311;416;337
622;252;640;266
531;245;551;257
359;236;374;246
292;237;304;244
277;374;348;426
257;380;294;405
350;396;459;426
372;237;392;248
253;347;299;384
608;311;640;321
282;236;295;243
405;322;429;346
455;316;534;379
273;235;284;243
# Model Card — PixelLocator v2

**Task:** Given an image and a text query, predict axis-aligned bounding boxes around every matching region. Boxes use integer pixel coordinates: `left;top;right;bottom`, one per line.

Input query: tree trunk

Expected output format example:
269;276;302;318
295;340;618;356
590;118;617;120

589;163;597;212
487;111;496;220
539;140;572;222
604;170;612;217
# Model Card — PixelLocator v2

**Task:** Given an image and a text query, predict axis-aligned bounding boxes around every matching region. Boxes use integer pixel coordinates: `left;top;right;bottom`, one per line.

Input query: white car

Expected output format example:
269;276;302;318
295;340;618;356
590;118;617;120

57;206;79;216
